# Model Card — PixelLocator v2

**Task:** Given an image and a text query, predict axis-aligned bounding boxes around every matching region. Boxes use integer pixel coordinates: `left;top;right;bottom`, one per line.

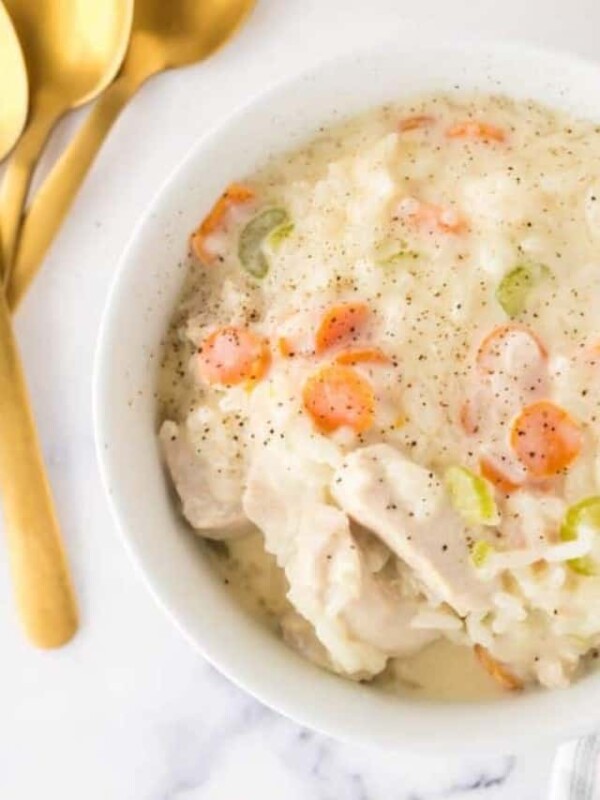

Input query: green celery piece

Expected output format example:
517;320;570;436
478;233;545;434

377;250;420;267
559;496;600;576
496;262;551;317
445;465;499;526
266;220;294;250
239;207;289;278
374;237;419;267
471;540;495;568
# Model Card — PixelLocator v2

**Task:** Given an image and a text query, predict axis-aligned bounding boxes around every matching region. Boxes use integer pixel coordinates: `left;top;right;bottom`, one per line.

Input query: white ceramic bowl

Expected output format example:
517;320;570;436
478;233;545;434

95;38;600;752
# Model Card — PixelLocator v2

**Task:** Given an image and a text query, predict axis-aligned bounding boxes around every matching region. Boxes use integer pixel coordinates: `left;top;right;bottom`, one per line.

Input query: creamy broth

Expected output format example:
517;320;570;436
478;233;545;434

159;92;600;698
206;532;291;629
207;534;504;699
378;640;505;700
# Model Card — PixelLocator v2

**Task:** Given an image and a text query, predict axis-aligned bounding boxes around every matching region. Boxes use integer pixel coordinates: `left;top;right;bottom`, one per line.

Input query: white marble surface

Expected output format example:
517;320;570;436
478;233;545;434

5;0;600;797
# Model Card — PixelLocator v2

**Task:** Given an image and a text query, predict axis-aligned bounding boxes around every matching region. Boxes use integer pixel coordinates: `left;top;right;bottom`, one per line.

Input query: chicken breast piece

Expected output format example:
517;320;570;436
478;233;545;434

343;565;437;657
160;418;250;539
243;443;433;677
331;444;491;616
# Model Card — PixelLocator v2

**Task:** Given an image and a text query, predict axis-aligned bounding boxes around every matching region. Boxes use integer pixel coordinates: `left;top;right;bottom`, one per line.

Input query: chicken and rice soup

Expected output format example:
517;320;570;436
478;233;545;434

159;93;600;697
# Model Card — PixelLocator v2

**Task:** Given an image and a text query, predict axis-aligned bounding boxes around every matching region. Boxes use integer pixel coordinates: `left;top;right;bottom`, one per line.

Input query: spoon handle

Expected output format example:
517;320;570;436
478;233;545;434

8;74;144;312
0;290;78;647
0;106;58;281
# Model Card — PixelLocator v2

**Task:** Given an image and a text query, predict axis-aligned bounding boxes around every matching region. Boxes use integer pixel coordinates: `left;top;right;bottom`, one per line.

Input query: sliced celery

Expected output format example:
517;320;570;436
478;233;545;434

238;207;289;278
374;238;419;267
266;220;294;250
377;250;420;267
495;262;551;317
445;465;499;526
471;540;495;568
559;496;600;576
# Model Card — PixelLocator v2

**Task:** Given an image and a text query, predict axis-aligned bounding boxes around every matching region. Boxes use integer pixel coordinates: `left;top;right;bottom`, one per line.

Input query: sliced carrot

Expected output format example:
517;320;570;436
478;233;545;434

436;207;467;234
474;645;523;691
476;324;547;375
197;326;270;387
278;337;296;359
459;399;480;436
334;347;390;366
447;121;506;143
315;302;370;354
190;183;255;263
397;197;467;235
584;341;600;366
302;364;375;434
399;114;436;132
510;400;582;478
480;457;521;493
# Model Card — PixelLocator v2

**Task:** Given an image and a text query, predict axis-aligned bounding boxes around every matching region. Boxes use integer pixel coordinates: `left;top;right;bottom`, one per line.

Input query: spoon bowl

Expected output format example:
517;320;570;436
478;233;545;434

9;0;256;310
0;0;134;270
4;0;132;108
0;1;28;162
129;0;256;69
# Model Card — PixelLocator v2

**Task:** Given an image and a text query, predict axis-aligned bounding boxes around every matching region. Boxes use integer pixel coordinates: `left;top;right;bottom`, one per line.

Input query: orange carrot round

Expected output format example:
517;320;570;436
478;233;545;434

459;399;480;435
197;326;270;387
476;324;547;375
399;115;436;132
447;121;506;143
479;457;521;493
583;341;600;366
334;347;390;366
278;337;296;359
315;302;370;354
190;183;255;263
510;400;582;478
474;645;522;690
302;364;375;434
397;197;467;235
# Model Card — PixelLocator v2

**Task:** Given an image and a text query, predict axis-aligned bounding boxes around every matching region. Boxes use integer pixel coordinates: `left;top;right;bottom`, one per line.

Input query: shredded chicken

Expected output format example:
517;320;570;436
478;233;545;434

160;418;250;538
331;444;492;616
243;443;434;676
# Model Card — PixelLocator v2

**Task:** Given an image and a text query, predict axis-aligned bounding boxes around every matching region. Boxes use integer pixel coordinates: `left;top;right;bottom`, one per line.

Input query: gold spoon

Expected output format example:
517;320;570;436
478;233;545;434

7;0;256;311
0;0;134;274
0;0;77;647
0;292;78;647
0;0;132;647
0;4;80;647
0;1;28;162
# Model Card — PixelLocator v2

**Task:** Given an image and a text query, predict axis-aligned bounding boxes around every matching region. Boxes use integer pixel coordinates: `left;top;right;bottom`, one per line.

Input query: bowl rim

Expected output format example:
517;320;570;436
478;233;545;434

94;35;600;753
